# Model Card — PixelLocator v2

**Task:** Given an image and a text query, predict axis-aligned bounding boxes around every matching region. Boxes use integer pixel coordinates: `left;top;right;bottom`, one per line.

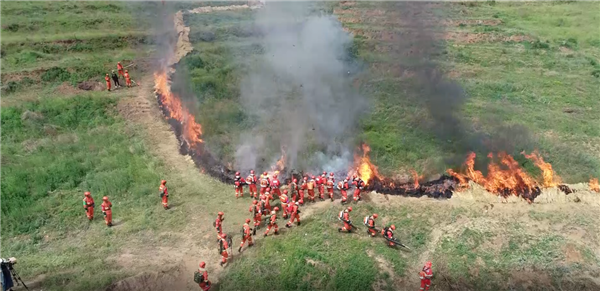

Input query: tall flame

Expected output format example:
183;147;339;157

350;143;380;185
590;178;599;192
153;72;203;148
522;150;561;187
410;169;422;188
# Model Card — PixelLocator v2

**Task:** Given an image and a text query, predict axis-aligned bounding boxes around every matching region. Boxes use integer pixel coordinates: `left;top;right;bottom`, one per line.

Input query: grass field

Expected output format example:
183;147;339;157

1;1;600;291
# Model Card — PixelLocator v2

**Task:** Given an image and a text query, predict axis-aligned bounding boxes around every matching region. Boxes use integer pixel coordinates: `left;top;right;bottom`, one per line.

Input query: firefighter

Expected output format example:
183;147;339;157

419;261;433;291
238;219;254;252
279;190;289;219
218;233;230;267
259;194;268;215
259;172;271;196
246;170;258;199
264;191;273;212
214;212;224;239
105;74;111;91
337;177;350;204
299;176;308;205
101;196;113;227
270;174;281;197
318;172;326;200
234;172;245;198
124;70;132;87
307;176;316;202
285;202;301;228
352;175;365;202
249;200;262;230
338;207;353;233
83;191;95;221
197;261;211;291
326;173;335;201
364;213;378;237
117;61;124;77
159;180;169;210
289;178;299;202
264;207;279;237
381;225;397;247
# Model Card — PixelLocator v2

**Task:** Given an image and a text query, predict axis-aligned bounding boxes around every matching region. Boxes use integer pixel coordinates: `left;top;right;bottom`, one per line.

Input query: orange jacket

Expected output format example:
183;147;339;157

101;201;112;212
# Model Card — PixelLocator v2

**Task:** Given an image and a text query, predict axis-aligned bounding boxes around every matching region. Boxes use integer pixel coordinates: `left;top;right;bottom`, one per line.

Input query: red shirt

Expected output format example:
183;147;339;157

101;201;112;212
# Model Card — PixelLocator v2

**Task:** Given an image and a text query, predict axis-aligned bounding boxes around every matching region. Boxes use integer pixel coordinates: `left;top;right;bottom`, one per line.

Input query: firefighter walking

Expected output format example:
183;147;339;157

195;262;211;291
307;176;316;202
338;207;353;233
289;178;299;202
270;173;281;197
338;177;350;204
214;212;224;240
83;191;95;221
105;74;111;91
352;175;365;202
285;202;301;228
246;170;258;199
234;172;245;198
419;261;433;291
238;219;254;252
101;196;113;227
264;207;280;237
159;180;169;209
326;173;335;201
299;176;307;205
364;213;378;237
259;172;270;196
249;200;262;230
279;190;289;219
218;233;230;267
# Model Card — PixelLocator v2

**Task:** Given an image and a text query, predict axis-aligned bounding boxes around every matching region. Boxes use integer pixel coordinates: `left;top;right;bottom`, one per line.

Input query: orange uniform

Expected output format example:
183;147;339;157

218;234;229;266
326;177;335;201
264;210;279;236
353;177;365;202
101;197;113;227
289;180;299;202
249;201;262;229
317;173;326;199
307;177;316;202
259;174;270;195
286;202;301;227
338;207;353;232
270;176;281;197
105;74;111;91
263;192;272;213
215;212;224;239
419;262;433;291
299;178;307;205
239;221;253;252
83;192;95;220
159;180;169;209
197;262;211;291
279;191;289;219
124;71;131;87
364;214;378;237
338;179;350;204
246;173;257;198
234;173;245;198
117;62;124;76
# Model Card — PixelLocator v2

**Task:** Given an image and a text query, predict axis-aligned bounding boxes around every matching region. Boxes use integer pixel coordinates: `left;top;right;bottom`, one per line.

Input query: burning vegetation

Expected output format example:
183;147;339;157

590;178;600;192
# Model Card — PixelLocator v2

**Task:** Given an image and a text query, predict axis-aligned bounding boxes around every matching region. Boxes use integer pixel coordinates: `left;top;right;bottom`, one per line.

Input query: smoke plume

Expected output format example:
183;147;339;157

234;2;367;174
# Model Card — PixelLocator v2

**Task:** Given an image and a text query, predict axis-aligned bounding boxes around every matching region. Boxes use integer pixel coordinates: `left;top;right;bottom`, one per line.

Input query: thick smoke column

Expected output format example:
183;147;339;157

235;3;367;173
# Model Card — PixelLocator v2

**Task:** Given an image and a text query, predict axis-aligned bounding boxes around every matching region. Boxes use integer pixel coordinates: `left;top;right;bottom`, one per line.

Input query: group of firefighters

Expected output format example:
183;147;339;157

81;171;433;291
105;61;135;91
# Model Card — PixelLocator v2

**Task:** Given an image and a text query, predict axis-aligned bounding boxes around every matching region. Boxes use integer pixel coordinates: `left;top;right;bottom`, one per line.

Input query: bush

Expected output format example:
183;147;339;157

41;67;71;83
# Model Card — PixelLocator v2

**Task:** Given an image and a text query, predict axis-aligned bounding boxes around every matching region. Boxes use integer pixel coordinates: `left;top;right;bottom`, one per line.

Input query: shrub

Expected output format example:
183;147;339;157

41;67;71;83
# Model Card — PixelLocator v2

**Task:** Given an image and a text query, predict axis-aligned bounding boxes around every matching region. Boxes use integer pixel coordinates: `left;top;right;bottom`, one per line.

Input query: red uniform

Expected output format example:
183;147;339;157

101;199;113;227
117;62;124;76
259;175;270;195
270;177;281;197
83;193;95;220
364;215;377;237
326;178;335;201
317;174;326;199
246;174;258;198
239;223;254;249
307;177;316;202
353;178;365;202
159;181;169;209
219;234;229;265
419;263;433;291
197;266;211;291
105;75;111;91
337;179;350;204
264;192;273;212
382;227;395;247
286;203;300;227
250;203;262;228
215;213;224;239
279;192;289;218
124;72;131;87
289;181;299;202
264;211;279;236
299;178;307;204
338;209;352;232
234;175;245;198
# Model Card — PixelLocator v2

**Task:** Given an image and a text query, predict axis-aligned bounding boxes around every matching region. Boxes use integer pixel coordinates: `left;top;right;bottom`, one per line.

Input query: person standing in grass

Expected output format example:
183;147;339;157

83;191;95;221
101;196;113;227
117;61;124;78
124;70;132;87
159;180;169;210
111;70;120;88
105;74;111;91
419;261;433;291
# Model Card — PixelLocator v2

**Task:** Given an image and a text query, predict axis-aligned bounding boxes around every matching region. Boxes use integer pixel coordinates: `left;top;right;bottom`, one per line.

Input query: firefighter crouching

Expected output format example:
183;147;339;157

264;207;280;237
338;207;353;233
364;213;378;237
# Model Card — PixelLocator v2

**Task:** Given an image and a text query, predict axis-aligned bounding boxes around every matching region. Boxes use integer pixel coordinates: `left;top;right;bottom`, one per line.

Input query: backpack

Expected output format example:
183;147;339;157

364;216;371;227
339;211;345;221
193;271;203;283
241;225;246;237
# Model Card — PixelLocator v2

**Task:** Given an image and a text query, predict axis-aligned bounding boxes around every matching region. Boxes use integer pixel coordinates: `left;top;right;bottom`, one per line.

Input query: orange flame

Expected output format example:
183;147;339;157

154;72;203;148
522;150;561;187
590;178;599;192
448;152;539;198
350;143;380;185
410;169;423;188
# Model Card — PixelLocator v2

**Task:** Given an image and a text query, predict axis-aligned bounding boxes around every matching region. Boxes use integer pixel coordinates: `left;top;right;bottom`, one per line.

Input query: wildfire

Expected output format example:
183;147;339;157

590;178;599;192
154;72;203;148
447;152;540;199
522;150;561;187
410;169;423;188
351;143;380;185
275;148;286;171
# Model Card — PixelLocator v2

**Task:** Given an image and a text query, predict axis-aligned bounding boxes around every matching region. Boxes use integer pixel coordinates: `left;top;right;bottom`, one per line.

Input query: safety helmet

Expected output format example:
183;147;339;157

283;190;288;194
161;180;167;185
425;261;432;268
273;174;278;178
293;179;298;183
263;172;268;176
118;62;121;64
295;202;299;205
353;174;357;179
245;218;251;223
103;196;109;201
271;211;276;215
259;195;265;200
218;211;224;216
265;191;270;195
274;207;279;211
250;170;255;174
84;191;91;196
372;214;378;219
199;262;206;268
330;172;334;176
348;207;353;212
322;171;327;175
235;171;240;176
390;225;396;230
303;176;308;180
345;177;349;181
221;233;227;238
106;73;109;76
311;176;315;179
252;200;258;205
